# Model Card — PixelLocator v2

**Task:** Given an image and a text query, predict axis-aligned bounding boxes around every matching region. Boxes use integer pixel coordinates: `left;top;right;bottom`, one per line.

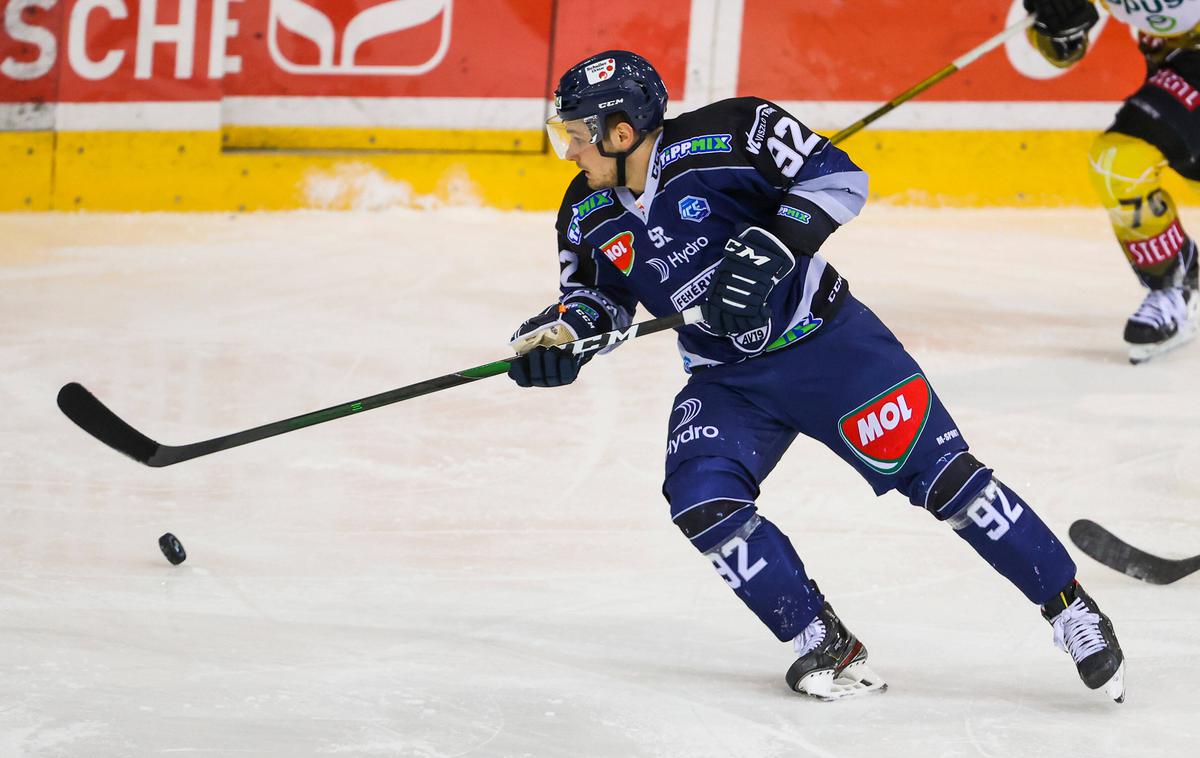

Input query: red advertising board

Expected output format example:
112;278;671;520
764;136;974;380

739;0;1145;101
0;1;1159;130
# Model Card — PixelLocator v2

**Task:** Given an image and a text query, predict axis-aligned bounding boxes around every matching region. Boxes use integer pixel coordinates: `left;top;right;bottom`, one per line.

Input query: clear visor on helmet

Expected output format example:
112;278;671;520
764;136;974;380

545;114;602;159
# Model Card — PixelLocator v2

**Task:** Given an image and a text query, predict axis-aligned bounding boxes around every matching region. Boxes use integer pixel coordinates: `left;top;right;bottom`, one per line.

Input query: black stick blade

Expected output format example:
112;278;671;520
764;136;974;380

1069;519;1200;585
57;382;162;465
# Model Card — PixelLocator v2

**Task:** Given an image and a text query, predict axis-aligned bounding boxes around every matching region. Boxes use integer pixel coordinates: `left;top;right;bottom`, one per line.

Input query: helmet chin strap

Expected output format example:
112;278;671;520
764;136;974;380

598;131;647;188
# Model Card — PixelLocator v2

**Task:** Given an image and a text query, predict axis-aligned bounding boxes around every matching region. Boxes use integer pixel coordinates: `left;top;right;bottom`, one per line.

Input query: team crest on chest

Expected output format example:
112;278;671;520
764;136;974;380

679;196;711;222
838;374;931;474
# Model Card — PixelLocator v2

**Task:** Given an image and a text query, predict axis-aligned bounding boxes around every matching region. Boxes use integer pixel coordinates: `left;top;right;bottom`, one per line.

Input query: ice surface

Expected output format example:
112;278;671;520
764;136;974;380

2;207;1197;757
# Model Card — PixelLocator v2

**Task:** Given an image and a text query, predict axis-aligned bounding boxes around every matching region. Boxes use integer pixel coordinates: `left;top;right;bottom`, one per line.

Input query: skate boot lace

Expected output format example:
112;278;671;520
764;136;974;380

793;617;827;657
1051;599;1107;663
1130;287;1187;329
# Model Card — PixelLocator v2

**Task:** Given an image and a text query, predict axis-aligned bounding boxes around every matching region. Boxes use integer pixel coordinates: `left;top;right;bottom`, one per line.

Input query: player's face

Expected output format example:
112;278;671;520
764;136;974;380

560;119;617;189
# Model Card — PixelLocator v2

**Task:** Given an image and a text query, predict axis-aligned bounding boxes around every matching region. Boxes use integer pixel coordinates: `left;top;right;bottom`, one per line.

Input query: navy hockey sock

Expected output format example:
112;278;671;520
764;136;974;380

946;478;1076;605
706;514;824;641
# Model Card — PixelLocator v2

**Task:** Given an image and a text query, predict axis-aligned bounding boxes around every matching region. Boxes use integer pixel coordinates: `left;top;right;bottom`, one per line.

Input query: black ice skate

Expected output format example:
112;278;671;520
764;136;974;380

1041;580;1125;703
1125;244;1199;365
785;600;886;701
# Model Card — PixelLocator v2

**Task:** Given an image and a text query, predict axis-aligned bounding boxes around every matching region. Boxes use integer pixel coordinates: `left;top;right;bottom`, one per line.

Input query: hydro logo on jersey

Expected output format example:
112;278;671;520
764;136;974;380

647;236;711;282
601;231;636;275
838;374;931;474
667;398;720;456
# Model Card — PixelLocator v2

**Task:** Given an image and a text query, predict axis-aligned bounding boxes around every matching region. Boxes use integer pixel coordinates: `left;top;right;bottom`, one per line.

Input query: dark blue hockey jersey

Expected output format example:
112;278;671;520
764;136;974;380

554;97;868;371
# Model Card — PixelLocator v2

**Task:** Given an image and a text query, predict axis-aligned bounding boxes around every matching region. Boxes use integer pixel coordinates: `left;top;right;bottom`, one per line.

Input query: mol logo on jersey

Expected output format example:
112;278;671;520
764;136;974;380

838;374;931;474
601;231;636;275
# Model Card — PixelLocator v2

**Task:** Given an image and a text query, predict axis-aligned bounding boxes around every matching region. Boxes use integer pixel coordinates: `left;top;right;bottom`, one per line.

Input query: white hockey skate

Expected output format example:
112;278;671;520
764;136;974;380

785;601;886;701
1125;250;1199;365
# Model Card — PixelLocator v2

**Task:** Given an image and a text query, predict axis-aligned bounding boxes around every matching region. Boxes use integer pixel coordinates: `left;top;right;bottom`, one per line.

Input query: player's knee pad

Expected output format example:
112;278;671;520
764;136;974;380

1089;132;1192;279
663;456;758;553
907;451;993;521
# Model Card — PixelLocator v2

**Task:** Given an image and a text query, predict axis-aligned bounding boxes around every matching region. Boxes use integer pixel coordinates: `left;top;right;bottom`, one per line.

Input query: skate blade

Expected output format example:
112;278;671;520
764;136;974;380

1101;662;1126;704
1127;322;1197;365
795;661;888;702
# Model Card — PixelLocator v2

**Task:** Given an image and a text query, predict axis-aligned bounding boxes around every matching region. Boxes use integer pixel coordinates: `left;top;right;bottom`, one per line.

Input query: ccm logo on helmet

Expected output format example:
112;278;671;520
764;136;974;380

598;98;625;109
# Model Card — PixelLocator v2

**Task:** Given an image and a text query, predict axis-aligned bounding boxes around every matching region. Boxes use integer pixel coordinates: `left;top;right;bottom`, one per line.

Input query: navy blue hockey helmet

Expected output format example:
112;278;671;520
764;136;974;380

546;50;668;160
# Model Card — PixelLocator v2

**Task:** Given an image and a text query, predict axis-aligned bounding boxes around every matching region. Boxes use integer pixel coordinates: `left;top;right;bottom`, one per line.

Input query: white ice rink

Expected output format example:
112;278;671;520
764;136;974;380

2;206;1198;757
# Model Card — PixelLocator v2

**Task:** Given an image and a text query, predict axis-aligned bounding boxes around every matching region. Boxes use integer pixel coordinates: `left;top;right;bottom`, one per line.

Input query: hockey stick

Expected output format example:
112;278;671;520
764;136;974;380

829;14;1036;144
1069;519;1200;585
58;307;705;467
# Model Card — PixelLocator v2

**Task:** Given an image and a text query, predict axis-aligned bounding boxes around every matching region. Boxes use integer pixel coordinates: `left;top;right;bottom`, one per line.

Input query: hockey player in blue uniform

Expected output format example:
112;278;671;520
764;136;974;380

507;51;1126;701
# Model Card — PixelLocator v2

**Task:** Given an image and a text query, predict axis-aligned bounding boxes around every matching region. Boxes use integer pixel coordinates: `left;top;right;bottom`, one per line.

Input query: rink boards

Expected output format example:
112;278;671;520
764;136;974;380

2;0;1197;211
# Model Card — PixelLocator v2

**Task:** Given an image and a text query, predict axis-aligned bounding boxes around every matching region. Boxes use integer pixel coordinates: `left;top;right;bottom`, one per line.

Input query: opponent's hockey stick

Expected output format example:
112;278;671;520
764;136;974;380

1069;519;1200;585
58;307;705;467
829;14;1037;144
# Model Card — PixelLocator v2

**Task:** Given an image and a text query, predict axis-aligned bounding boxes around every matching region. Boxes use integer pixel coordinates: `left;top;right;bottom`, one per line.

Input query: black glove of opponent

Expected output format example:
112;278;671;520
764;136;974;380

1023;0;1099;37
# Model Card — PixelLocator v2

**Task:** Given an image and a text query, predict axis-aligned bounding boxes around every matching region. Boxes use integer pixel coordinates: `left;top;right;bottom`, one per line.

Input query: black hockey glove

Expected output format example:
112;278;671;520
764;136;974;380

1023;0;1098;37
508;346;582;388
701;226;795;337
507;301;600;388
1023;0;1098;62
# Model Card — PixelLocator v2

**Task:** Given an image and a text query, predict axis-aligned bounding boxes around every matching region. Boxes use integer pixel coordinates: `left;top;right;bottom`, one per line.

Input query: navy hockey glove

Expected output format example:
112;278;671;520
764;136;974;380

1023;0;1098;62
508;346;582;388
507;301;602;388
702;226;795;336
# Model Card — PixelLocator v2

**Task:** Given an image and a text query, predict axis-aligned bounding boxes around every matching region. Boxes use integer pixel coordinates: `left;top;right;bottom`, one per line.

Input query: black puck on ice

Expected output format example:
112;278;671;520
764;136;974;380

158;532;187;565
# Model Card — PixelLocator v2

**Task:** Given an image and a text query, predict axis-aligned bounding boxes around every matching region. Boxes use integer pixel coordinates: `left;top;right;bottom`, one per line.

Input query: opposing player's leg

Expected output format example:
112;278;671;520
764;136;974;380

773;297;1124;700
661;382;884;700
1090;67;1200;363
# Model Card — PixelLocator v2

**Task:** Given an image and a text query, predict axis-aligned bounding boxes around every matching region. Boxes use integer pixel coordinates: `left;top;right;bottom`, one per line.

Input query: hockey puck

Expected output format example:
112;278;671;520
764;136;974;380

158;532;187;565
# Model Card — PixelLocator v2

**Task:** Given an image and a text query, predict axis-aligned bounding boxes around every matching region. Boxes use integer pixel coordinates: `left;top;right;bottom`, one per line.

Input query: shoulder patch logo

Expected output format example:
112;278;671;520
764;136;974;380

678;196;711;222
745;103;776;156
566;215;582;244
600;231;636;275
572;190;613;221
777;205;811;224
838;374;931;474
656;134;734;172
